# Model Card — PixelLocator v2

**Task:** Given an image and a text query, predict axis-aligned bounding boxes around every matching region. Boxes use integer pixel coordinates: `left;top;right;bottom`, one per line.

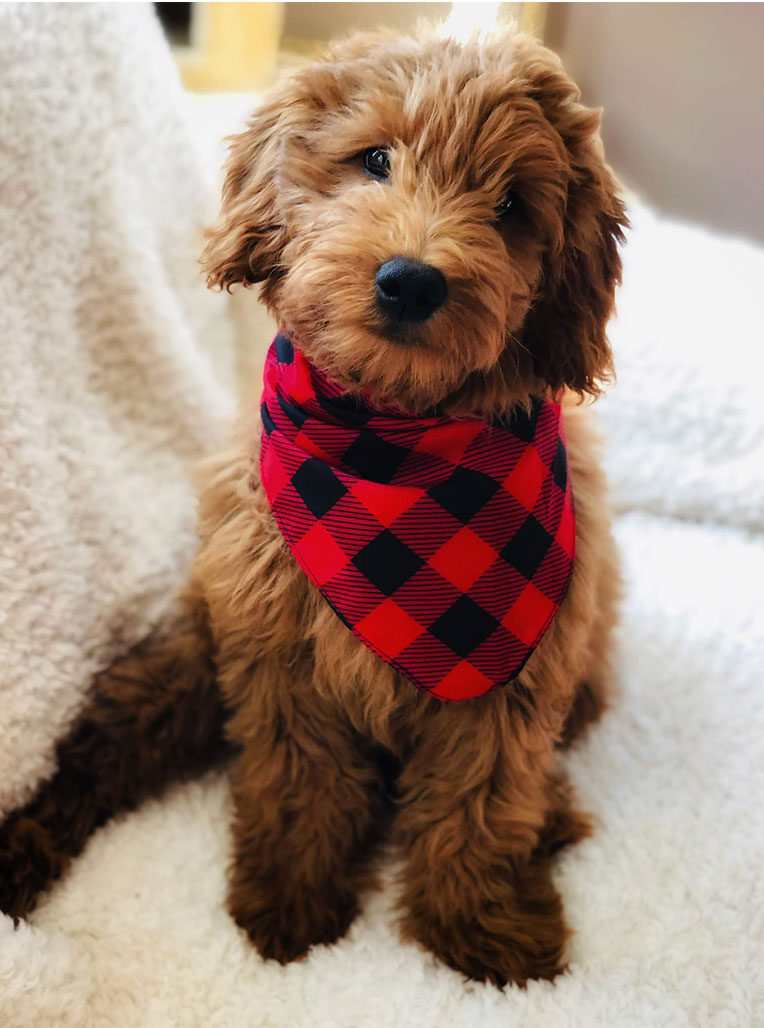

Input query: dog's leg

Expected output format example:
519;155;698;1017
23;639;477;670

0;588;227;920
223;656;389;963
395;691;574;987
533;772;592;859
559;677;607;747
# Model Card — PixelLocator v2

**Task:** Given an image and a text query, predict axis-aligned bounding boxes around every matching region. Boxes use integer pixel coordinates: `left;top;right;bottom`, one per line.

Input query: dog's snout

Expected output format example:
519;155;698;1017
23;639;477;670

375;257;448;324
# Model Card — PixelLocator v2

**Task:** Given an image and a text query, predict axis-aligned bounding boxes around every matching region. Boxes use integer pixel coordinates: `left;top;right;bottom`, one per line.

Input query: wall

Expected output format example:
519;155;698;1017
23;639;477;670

283;2;451;45
545;3;764;243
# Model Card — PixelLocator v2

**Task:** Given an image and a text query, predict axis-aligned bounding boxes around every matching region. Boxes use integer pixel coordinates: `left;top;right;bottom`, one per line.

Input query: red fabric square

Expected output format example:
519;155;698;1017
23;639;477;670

555;502;576;558
430;527;497;592
350;479;421;527
415;420;484;465
294;429;335;465
356;598;424;659
503;583;555;647
433;660;494;701
261;443;289;500
503;446;546;510
293;521;349;586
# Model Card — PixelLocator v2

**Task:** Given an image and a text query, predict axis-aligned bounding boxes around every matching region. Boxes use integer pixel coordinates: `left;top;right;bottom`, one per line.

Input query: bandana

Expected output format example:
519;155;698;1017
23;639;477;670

259;333;575;702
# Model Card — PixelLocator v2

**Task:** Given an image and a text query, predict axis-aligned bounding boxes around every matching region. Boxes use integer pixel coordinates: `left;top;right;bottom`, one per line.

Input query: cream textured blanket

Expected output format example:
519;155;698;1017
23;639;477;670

0;3;236;812
1;6;762;1027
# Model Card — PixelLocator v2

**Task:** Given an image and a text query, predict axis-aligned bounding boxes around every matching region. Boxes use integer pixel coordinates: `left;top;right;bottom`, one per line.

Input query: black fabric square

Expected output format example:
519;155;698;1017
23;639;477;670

428;467;499;524
551;438;567;491
342;430;409;484
506;397;542;443
292;458;347;519
501;515;552;580
261;400;276;436
352;530;424;595
318;393;373;428
274;333;295;364
278;394;307;428
428;595;498;657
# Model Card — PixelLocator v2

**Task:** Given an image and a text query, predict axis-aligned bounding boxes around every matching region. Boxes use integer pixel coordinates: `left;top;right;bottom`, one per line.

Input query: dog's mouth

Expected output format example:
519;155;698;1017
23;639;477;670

372;319;432;348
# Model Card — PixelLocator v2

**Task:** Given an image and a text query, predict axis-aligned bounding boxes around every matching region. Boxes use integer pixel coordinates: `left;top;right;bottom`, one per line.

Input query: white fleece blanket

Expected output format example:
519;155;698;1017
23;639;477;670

1;7;763;1027
0;3;237;812
598;202;764;534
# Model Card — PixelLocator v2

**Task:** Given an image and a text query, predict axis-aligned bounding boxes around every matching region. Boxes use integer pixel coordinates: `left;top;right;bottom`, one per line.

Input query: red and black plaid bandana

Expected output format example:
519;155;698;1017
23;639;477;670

259;333;575;702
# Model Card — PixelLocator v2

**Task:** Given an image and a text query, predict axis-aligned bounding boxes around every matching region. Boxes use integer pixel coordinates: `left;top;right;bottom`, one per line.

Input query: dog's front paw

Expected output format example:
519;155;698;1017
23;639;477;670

400;861;568;987
228;880;359;963
403;910;567;988
413;925;567;986
0;813;63;921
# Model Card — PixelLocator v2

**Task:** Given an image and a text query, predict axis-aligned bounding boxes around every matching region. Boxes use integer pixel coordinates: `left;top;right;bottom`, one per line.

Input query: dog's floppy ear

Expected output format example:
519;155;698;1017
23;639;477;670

520;56;628;396
201;93;293;291
201;58;353;293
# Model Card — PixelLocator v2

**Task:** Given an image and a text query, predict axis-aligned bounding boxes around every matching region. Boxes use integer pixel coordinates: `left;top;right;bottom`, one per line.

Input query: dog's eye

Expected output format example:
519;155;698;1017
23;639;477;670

363;147;391;180
495;189;518;218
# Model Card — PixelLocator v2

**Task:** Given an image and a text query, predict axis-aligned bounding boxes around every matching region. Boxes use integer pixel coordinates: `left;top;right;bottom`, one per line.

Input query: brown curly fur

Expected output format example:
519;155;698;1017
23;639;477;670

0;27;625;987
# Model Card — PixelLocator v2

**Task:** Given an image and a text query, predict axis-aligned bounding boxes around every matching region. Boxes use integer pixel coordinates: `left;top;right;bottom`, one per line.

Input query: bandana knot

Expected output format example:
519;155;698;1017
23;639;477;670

259;333;575;701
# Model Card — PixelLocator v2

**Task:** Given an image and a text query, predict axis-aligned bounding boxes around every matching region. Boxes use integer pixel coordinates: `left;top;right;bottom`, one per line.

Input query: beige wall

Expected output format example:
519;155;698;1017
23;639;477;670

283;2;452;43
545;3;764;243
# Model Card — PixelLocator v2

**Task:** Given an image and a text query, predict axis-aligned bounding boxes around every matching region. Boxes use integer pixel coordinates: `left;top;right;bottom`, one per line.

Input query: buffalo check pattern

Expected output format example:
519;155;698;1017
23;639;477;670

259;333;575;702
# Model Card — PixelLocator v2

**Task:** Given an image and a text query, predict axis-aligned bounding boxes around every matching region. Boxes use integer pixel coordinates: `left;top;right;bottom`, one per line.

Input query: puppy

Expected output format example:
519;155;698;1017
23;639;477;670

0;27;625;987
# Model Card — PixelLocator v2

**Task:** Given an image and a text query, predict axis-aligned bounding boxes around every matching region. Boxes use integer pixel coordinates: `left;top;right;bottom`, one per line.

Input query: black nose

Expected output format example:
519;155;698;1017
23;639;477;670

375;257;448;324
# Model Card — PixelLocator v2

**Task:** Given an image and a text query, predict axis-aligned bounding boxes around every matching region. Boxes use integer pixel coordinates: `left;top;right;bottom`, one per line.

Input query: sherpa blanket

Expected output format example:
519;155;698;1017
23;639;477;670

0;3;237;812
2;6;763;1027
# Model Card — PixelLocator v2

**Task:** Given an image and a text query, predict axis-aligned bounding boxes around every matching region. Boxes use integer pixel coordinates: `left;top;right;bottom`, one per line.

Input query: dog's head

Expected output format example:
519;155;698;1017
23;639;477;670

203;28;627;417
